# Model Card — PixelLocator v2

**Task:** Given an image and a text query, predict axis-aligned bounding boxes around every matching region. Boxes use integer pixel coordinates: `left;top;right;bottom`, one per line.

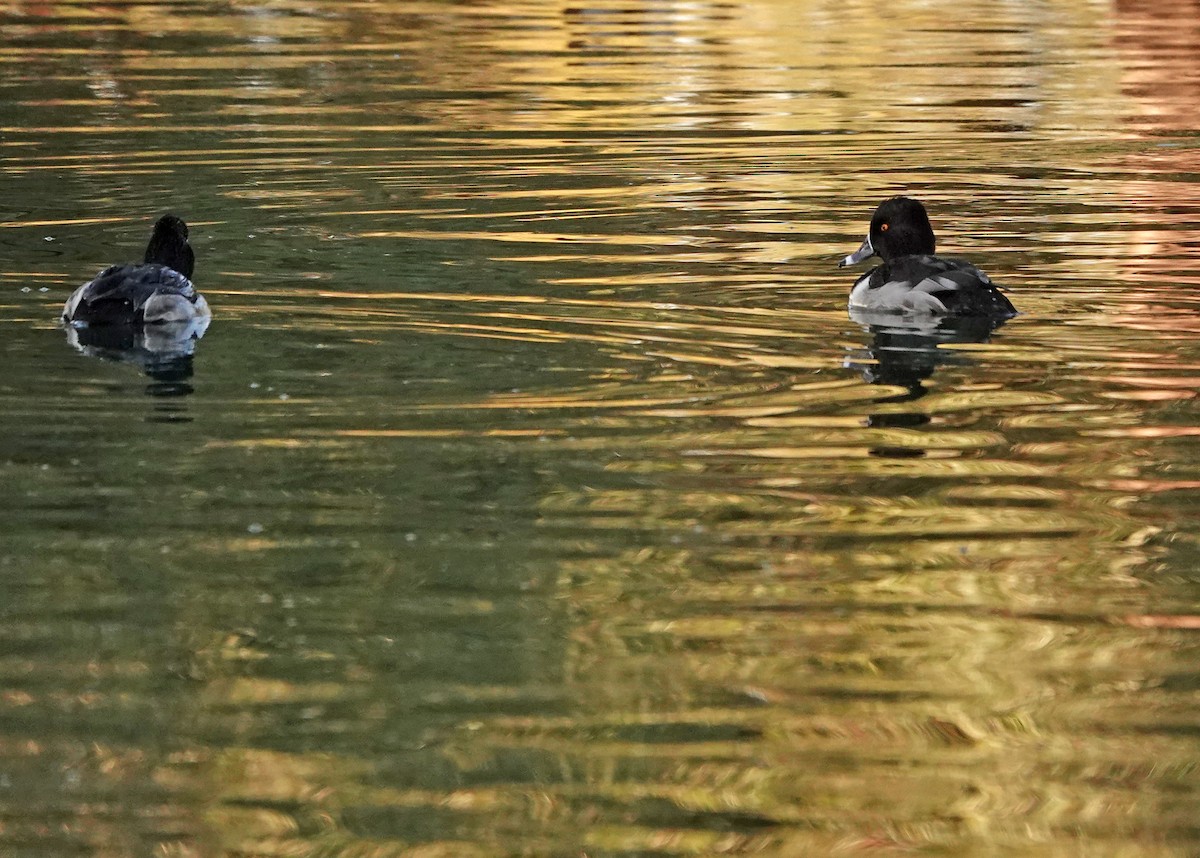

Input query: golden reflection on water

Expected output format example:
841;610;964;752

4;0;1200;856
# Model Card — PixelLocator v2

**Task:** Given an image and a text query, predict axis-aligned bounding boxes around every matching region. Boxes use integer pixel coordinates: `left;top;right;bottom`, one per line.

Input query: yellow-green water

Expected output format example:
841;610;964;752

2;1;1200;855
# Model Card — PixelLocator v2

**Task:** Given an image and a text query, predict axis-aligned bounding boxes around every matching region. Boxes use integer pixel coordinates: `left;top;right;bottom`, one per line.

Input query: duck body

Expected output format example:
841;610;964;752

840;196;1016;318
62;214;210;327
847;253;1016;317
63;262;209;325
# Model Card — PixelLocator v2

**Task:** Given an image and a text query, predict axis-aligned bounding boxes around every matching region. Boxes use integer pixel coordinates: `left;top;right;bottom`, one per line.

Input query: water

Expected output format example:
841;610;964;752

2;0;1200;855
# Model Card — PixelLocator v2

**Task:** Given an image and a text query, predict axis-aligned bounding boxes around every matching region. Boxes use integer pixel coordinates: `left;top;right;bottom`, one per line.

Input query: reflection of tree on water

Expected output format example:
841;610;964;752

845;309;1010;400
64;317;208;404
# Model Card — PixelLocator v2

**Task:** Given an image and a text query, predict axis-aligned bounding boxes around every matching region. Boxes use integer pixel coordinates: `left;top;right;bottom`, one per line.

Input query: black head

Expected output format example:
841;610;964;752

143;214;195;279
840;196;937;267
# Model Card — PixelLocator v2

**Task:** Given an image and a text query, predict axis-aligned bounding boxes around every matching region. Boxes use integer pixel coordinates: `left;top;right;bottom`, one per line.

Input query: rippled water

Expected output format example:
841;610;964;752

3;1;1200;855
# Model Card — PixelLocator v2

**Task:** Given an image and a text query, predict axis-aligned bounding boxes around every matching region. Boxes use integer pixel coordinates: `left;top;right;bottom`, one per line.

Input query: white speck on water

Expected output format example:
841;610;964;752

247;522;264;534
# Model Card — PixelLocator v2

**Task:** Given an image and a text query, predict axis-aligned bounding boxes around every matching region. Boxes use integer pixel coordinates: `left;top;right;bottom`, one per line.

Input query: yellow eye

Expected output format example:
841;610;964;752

880;223;889;232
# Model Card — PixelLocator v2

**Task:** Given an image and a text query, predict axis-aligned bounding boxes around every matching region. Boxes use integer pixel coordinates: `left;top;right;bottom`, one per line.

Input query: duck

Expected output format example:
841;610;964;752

62;214;211;327
839;196;1016;317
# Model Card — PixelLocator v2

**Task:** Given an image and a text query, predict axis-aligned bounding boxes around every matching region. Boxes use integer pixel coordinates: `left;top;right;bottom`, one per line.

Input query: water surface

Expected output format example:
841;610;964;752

2;1;1200;855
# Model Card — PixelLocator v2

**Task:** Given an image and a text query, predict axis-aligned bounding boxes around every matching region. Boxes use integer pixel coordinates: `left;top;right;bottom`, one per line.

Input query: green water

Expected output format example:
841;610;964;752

2;1;1200;855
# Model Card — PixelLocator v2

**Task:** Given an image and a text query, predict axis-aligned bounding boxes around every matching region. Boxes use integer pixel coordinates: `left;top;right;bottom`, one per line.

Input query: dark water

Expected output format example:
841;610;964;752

3;1;1200;855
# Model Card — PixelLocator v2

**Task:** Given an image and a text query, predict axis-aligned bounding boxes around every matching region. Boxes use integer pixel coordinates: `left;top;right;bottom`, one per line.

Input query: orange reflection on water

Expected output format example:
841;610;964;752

1105;0;1200;302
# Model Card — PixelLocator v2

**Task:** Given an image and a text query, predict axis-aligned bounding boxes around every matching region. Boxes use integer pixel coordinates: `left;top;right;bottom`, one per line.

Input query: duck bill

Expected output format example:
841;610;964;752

839;235;875;268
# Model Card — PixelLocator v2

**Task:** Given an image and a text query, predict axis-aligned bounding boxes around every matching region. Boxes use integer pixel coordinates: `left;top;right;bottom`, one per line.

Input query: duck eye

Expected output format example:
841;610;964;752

880;222;889;232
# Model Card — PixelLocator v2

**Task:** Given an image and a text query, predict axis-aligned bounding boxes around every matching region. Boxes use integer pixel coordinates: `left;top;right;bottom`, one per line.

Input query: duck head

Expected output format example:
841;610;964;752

839;196;936;267
143;214;195;279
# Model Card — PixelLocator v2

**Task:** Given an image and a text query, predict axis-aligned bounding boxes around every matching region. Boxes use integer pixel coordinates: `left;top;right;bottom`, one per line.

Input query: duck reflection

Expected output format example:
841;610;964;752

64;315;209;399
844;308;1009;401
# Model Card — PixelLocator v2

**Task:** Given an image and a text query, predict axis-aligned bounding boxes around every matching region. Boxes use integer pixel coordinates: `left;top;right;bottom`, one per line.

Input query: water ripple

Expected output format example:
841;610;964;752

4;0;1200;855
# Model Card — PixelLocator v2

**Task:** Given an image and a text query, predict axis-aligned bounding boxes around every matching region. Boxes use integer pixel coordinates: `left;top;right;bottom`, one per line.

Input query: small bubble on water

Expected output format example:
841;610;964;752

247;522;264;534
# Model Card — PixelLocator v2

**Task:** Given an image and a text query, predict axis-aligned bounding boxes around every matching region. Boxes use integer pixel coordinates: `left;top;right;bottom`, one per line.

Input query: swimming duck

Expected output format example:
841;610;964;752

840;196;1016;317
62;214;211;327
